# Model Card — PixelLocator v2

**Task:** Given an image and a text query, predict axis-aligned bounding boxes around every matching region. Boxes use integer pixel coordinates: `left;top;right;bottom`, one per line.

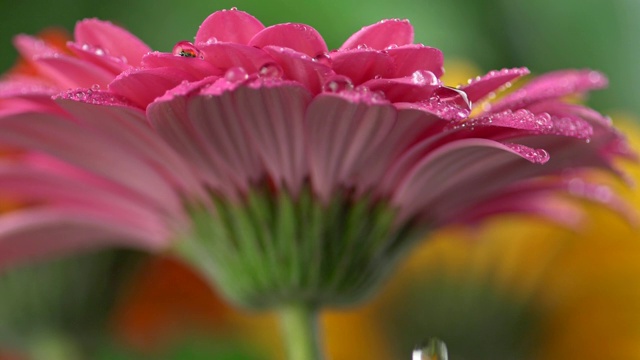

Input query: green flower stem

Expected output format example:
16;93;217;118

278;303;323;360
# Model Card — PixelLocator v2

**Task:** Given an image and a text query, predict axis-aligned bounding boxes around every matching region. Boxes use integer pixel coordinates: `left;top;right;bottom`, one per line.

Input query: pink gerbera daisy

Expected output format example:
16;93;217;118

0;9;630;359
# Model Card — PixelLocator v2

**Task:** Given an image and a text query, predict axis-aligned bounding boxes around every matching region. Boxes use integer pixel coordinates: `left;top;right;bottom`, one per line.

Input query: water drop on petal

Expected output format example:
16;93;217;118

411;70;440;86
172;41;204;59
322;75;354;93
259;62;283;79
413;338;448;360
225;67;249;82
90;84;101;91
313;52;332;66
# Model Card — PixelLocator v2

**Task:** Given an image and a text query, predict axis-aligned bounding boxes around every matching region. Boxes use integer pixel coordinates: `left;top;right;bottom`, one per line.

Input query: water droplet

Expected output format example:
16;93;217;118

313;52;332;66
413;338;448;360
258;62;283;79
411;70;440;86
385;44;398;50
433;86;472;111
90;84;100;91
230;6;238;10
322;75;354;93
172;41;204;59
204;37;218;45
224;67;249;82
356;44;370;50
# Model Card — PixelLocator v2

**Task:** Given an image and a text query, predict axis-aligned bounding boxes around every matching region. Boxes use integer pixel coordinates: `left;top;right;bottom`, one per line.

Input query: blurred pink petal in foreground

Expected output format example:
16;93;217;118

0;9;630;274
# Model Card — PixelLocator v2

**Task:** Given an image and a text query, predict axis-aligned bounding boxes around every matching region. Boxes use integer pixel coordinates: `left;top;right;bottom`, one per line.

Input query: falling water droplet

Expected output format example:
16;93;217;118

322;75;354;93
172;41;204;59
258;62;283;79
224;67;249;82
313;52;332;66
411;70;440;86
433;86;472;111
413;338;448;360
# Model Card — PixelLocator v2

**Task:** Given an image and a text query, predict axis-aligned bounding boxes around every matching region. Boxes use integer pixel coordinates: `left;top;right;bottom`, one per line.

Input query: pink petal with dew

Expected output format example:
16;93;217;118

357;108;446;196
262;46;333;94
340;19;414;51
195;8;265;45
461;67;530;103
489;69;608;113
67;41;130;74
362;76;439;103
147;80;245;198
385;44;444;78
74;18;151;66
0;111;181;214
33;55;116;89
109;67;198;108
306;93;396;202
200;42;274;74
0;161;176;238
141;52;223;79
0;97;67;119
0;208;164;271
0;76;58;99
392;138;549;223
186;80;267;187
216;80;312;193
12;34;59;60
249;23;328;57
55;95;205;198
330;49;394;85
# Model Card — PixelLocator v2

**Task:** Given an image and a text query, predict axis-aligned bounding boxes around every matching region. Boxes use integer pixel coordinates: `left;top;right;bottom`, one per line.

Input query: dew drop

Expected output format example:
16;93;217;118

204;37;218;45
259;62;283;79
413;338;448;360
411;70;440;86
322;75;354;93
433;86;472;111
172;41;204;59
90;84;100;91
224;67;249;82
313;52;332;66
385;44;398;50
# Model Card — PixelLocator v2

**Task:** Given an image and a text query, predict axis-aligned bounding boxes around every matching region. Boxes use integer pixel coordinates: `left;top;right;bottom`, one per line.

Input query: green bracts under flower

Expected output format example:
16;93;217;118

177;186;424;309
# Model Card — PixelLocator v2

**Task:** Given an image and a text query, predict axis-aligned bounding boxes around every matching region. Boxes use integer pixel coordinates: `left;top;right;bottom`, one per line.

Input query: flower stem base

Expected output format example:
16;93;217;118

278;303;323;360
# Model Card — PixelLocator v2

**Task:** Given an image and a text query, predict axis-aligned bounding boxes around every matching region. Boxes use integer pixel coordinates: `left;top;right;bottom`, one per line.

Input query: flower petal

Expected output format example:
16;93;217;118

489;69;608;113
249;23;328;57
141;52;223;78
200;42;274;73
385;44;444;78
67;41;130;74
195;9;265;45
33;55;117;88
74;18;152;67
306;93;397;201
263;46;333;94
330;49;394;85
109;67;197;108
340;19;414;51
461;67;530;103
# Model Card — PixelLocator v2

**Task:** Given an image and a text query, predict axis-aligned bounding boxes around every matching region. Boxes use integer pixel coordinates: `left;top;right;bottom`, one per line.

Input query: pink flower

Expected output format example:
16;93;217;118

0;9;630;306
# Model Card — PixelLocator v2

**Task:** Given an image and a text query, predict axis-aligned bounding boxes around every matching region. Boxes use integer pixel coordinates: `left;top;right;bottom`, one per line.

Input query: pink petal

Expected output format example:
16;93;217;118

141;52;223;78
392;138;549;222
461;67;530;103
0;76;58;99
249;23;328;57
385;44;444;78
67;41;131;74
12;34;59;60
147;83;246;197
33;54;116;89
74;18;151;67
306;93;396;201
0;208;163;270
200;42;274;73
109;67;197;108
207;80;312;193
330;49;394;85
340;19;414;51
262;46;333;94
195;9;265;45
0;111;181;214
55;95;205;197
489;69;608;113
362;76;438;103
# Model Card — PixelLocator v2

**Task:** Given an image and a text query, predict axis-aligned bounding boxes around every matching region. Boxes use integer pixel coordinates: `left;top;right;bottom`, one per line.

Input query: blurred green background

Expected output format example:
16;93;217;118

1;0;638;114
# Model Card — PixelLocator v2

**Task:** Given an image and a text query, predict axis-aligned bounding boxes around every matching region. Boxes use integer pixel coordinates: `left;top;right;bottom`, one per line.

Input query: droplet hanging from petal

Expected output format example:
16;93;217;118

413;338;448;360
172;41;204;59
